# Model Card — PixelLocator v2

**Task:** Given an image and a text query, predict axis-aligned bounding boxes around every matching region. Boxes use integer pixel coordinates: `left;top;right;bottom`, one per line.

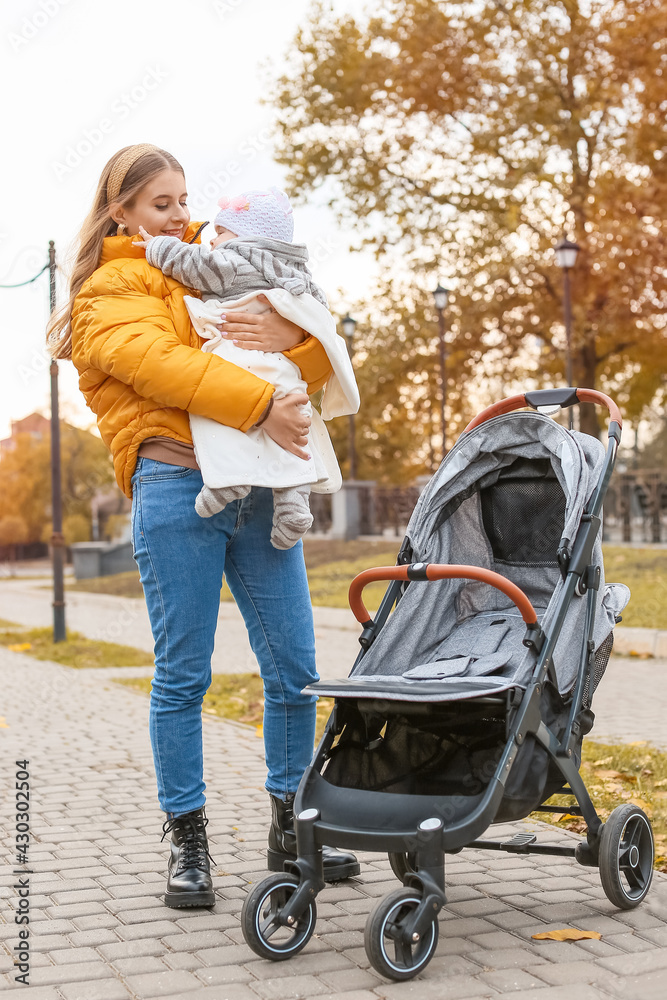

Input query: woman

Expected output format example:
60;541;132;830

48;143;358;908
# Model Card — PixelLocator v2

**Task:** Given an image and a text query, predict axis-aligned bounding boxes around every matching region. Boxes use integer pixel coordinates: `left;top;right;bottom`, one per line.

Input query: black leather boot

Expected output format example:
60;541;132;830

267;793;360;882
161;807;215;908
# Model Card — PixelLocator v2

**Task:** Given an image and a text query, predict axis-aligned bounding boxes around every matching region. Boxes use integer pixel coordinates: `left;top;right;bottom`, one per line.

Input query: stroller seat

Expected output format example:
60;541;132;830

308;608;539;702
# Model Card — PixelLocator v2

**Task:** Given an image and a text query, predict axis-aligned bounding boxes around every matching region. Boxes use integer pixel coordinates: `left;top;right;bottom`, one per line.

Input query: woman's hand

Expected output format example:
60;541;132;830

221;295;306;352
260;394;311;460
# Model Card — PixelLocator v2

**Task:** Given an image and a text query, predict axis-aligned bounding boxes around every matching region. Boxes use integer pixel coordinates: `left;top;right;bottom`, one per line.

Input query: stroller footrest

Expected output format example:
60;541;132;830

503;833;538;850
469;832;538;854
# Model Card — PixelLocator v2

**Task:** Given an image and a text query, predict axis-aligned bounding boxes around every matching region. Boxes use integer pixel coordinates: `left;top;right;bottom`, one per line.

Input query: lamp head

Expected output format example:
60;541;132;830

432;284;450;311
554;236;581;270
341;313;357;340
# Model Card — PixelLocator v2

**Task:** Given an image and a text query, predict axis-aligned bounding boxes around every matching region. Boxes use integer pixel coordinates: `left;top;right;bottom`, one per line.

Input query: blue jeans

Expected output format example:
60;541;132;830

130;457;318;817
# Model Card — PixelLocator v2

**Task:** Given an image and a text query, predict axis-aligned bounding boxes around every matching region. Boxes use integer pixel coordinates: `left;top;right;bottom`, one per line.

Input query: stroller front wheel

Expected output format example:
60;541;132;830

241;873;317;960
599;804;654;910
364;887;439;981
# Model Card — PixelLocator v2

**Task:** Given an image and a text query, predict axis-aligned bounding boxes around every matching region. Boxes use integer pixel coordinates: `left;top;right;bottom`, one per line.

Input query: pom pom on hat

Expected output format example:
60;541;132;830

214;187;294;242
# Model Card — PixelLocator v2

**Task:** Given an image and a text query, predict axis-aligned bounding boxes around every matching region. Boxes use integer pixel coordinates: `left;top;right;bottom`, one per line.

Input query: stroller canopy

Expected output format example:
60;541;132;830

344;411;628;700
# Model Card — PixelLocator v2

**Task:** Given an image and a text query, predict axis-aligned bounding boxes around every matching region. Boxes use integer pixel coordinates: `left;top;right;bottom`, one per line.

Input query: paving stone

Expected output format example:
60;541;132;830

193;963;256;986
598;947;667;975
445;898;508;917
100;938;168;962
251;974;331;998
593;969;666;1000
317;967;384;991
467;930;527;950
467;946;548;969
179;988;261;1000
49;946;105;965
68;929;120;947
28;961;115;986
482;987;611;1000
123;968;202;998
194;943;260;966
162;951;204;971
160;930;228;951
58;980;133;1000
71;914;120;931
478;967;549;992
115;921;180;940
111;955;168;976
0;987;63;1000
380;974;496;999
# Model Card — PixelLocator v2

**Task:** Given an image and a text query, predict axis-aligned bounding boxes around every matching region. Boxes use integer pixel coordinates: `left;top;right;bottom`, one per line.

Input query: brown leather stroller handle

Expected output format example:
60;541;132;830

348;563;539;626
464;388;622;436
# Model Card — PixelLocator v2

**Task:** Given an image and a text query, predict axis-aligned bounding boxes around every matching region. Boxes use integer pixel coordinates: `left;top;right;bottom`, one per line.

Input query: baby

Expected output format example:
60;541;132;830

136;187;358;549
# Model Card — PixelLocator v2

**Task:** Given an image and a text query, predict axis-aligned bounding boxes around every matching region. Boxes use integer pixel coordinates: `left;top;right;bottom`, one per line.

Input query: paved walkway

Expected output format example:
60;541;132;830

1;639;666;1000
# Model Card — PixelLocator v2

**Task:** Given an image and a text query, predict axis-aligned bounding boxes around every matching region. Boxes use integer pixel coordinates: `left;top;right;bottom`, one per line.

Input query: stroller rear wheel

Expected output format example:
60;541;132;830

599;805;654;909
241;873;316;960
388;851;417;882
364;887;439;981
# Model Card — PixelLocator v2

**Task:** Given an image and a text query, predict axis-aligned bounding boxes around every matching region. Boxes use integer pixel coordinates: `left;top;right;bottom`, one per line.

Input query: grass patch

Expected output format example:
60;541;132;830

117;672;334;740
68;571;144;599
603;547;667;629
0;626;153;669
0;618;18;628
543;739;667;871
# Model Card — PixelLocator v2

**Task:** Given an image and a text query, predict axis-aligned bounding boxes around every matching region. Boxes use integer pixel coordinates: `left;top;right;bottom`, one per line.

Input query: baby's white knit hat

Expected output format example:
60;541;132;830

214;187;294;242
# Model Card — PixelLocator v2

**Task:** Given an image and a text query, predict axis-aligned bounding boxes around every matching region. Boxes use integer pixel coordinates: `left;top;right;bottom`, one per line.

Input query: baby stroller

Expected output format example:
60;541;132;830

241;388;654;981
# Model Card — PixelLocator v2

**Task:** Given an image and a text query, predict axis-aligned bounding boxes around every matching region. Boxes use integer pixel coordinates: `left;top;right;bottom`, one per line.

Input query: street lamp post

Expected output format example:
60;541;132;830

341;313;358;479
432;284;450;461
554;236;581;388
48;240;66;642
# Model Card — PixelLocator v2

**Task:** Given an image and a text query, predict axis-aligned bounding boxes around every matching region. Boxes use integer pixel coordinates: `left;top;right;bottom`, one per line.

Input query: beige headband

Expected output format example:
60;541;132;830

106;144;161;204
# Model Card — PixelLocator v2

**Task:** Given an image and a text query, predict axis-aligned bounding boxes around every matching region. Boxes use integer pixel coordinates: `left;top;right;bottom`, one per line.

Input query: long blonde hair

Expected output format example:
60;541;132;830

47;145;184;360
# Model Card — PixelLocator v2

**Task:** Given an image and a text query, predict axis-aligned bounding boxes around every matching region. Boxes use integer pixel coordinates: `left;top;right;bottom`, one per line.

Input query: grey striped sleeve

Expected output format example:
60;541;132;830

145;237;237;295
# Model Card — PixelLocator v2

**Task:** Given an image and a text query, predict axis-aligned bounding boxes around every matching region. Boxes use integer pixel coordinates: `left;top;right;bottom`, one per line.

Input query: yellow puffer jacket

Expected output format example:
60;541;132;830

71;222;333;497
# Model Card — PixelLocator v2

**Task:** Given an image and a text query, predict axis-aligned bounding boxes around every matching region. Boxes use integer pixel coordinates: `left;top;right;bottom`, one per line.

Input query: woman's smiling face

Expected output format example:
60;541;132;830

112;169;190;239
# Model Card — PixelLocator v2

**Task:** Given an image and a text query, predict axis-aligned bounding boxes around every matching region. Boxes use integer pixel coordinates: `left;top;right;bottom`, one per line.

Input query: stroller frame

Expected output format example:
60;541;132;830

241;388;654;980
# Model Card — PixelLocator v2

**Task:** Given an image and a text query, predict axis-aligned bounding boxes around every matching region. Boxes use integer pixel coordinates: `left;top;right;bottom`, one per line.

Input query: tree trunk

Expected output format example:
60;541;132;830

577;340;601;438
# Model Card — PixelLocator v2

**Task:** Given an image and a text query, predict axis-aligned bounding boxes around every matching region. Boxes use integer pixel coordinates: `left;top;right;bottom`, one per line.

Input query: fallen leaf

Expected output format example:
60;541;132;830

532;929;602;942
629;798;651;811
0;717;8;728
630;741;648;746
592;757;613;766
655;779;667;788
7;643;32;652
594;769;625;780
255;725;263;738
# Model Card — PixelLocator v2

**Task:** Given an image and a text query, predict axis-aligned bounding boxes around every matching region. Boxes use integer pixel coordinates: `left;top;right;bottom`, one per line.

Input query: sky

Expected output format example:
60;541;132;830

0;0;375;439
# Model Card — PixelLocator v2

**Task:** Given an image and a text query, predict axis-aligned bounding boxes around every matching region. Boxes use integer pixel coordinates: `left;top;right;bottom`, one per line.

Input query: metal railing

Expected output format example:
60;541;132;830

310;471;667;543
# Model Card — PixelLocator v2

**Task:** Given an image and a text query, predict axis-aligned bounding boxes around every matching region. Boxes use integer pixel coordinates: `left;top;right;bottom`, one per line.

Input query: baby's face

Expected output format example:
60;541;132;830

210;225;237;248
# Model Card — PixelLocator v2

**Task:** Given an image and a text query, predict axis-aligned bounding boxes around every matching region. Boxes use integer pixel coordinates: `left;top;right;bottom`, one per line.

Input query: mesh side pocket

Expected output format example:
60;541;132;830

582;631;614;708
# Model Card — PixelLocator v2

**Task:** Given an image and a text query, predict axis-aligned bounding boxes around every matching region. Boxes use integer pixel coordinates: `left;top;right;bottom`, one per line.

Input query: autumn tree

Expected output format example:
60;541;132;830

272;0;667;440
0;424;114;545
